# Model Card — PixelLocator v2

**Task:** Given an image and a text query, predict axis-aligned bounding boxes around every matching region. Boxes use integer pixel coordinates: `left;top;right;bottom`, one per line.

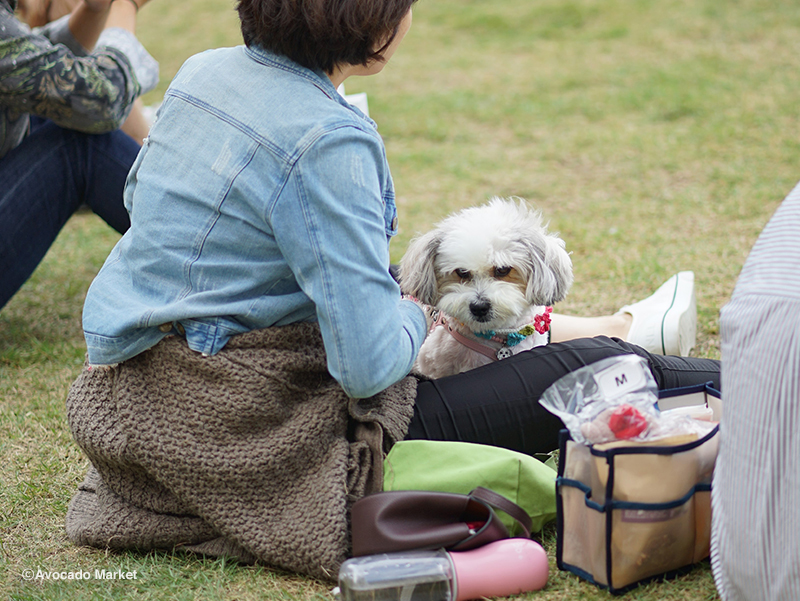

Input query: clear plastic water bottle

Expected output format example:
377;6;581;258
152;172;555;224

336;539;549;601
337;549;453;601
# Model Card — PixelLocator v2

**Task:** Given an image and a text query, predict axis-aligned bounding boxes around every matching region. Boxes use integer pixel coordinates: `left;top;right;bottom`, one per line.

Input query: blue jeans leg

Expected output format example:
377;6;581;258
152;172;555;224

0;119;139;309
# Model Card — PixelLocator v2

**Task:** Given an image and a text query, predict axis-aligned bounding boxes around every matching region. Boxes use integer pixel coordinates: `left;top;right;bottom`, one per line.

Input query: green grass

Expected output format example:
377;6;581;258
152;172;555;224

4;0;799;597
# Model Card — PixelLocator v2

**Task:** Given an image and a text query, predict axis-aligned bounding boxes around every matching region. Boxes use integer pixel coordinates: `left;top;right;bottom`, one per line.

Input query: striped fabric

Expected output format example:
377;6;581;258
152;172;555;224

711;181;800;600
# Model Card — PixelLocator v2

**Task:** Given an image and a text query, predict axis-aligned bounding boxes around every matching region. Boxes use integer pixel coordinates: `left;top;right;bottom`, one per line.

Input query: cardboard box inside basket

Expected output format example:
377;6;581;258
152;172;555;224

556;382;721;595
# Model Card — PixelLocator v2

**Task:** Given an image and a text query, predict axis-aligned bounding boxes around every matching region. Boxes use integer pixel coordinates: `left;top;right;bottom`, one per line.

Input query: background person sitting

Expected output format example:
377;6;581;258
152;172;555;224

0;0;158;311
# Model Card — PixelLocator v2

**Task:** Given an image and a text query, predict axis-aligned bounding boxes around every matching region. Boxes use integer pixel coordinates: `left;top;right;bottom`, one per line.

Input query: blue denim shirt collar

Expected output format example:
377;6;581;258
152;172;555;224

245;45;377;128
245;46;333;94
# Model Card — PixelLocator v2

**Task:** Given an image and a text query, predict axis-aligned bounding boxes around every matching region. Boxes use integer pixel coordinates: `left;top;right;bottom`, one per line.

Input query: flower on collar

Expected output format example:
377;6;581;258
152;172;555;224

533;306;552;335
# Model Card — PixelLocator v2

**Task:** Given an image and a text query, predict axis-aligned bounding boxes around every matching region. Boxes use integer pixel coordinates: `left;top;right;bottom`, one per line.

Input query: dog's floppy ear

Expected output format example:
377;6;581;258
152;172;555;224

399;230;442;305
523;233;574;306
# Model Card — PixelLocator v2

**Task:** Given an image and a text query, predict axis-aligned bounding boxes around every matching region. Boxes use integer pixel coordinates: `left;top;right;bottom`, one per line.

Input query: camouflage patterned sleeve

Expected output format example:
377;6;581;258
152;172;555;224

0;1;158;157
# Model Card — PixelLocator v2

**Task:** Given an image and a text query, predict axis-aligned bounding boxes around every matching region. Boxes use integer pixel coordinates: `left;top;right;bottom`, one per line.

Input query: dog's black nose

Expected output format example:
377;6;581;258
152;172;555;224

469;300;492;321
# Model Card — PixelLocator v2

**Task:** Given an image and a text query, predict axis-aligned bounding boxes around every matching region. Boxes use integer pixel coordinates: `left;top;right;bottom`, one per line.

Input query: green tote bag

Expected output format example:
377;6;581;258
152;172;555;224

383;440;557;534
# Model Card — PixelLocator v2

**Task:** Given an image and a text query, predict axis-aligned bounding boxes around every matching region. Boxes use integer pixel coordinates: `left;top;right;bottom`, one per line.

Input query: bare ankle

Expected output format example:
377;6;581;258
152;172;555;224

618;312;633;339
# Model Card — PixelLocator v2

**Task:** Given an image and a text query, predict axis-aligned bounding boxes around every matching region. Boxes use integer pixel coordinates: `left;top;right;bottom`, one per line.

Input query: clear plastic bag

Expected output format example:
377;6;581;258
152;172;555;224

539;356;714;445
539;356;660;444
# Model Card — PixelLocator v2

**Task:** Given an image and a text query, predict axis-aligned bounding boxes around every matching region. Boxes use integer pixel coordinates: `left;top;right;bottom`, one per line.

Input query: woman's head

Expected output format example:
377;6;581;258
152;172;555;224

236;0;416;74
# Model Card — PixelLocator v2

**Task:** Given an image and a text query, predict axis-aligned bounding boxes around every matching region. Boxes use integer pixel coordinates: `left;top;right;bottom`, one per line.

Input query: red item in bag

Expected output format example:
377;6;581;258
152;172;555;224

607;404;648;439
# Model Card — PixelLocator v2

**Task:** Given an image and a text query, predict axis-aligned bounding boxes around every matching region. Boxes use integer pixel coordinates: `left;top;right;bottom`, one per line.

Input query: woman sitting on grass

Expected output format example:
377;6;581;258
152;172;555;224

65;0;720;580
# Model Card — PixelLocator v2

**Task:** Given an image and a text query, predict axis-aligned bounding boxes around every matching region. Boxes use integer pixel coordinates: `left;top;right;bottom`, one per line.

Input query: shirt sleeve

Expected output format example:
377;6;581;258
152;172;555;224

0;9;158;134
270;125;427;398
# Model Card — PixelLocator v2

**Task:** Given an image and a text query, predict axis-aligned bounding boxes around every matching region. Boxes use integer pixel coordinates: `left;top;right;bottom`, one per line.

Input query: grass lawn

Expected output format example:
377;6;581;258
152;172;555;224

3;0;799;598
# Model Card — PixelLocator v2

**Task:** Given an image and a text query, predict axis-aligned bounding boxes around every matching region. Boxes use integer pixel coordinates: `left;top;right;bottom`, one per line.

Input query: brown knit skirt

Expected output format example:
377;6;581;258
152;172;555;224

65;322;417;581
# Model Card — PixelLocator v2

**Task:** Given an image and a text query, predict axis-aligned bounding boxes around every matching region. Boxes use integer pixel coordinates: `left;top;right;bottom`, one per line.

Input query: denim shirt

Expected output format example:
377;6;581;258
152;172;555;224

83;46;427;398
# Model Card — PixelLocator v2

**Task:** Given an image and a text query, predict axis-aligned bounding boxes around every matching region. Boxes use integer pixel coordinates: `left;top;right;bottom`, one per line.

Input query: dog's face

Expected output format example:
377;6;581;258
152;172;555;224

400;197;573;332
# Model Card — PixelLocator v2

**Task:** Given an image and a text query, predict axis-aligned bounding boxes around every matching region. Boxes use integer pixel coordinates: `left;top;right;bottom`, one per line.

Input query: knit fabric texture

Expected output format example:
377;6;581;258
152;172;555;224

65;322;417;581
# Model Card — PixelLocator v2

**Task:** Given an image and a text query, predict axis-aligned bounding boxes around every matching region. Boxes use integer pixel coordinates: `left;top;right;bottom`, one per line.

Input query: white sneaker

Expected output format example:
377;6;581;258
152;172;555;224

617;271;697;356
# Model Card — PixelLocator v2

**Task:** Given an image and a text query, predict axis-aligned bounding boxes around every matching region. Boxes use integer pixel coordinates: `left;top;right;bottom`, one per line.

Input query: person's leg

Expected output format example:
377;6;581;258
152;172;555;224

68;121;139;233
0;119;138;309
406;336;720;455
550;313;631;342
551;271;697;357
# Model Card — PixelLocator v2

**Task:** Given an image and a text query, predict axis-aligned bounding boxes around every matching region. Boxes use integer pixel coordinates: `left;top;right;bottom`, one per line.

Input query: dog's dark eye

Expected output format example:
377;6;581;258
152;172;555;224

494;266;512;278
455;268;472;280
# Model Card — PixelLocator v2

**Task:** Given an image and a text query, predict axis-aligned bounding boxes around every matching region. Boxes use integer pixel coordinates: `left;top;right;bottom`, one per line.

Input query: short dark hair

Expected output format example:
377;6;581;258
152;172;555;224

236;0;417;74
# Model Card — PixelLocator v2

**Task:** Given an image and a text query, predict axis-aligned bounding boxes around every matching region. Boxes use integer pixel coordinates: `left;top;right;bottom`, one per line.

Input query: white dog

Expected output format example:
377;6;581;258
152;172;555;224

399;197;573;379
